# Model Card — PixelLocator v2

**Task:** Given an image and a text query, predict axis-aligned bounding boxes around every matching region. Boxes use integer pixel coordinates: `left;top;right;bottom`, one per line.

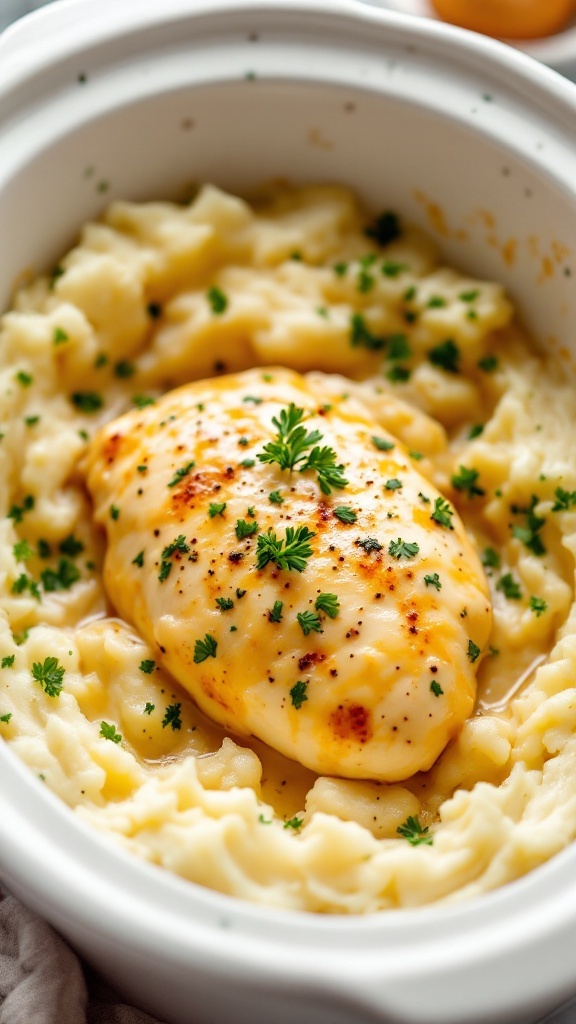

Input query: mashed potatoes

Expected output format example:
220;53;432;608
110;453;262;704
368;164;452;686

0;182;575;912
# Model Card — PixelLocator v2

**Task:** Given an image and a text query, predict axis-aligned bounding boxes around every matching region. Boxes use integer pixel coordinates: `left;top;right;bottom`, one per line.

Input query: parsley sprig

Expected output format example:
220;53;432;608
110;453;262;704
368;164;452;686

397;815;432;846
256;526;315;573
32;657;64;697
257;404;348;495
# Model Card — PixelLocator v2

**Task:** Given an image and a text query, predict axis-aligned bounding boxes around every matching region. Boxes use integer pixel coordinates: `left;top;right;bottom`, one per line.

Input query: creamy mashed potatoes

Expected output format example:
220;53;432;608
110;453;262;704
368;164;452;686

1;182;575;912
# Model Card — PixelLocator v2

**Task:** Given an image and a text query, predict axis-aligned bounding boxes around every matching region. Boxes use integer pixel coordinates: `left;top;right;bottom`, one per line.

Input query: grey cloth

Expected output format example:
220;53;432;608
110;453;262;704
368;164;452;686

0;896;163;1024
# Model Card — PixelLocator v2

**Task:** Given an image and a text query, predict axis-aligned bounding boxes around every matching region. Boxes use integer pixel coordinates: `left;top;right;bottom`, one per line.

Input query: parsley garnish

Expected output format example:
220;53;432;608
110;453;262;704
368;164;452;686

132;550;145;567
0;713;12;724
365;210;401;246
235;519;258;540
40;558;80;592
387;334;412;361
8;495;34;524
257;403;347;494
459;289;479;302
193;633;217;663
268;600;283;622
70;391;103;413
451;466;485;498
268;490;284;505
430;680;444;697
114;360;135;379
397;815;432;846
132;394;155;409
478;355;498;373
37;539;51;558
289;681;308;710
334;506;357;524
511;495;546;555
427;295;446;308
16;370;33;387
53;326;69;345
209;502;226;518
240;458;255;468
13;539;33;561
32;657;64;697
482;547;500;569
25;416;40;427
100;721;121;743
467;640;481;663
256;526;315;573
243;395;263;405
144;702;155;715
389;538;419;559
372;436;394;452
139;659;155;674
207;286;228;314
385;478;402;491
530;596;547;617
158;534;189;582
12;573;40;599
552;487;576;512
468;424;484;440
110;505;120;521
283;816;304;830
428;339;460;373
356;536;382;554
430;496;454;530
424;573;441;591
168;461;195;488
1;656;15;669
162;703;182;730
497;573;522;600
315;593;339;618
59;534;84;557
386;365;411;383
381;260;407;277
296;610;322;636
349;312;386;351
216;597;234;611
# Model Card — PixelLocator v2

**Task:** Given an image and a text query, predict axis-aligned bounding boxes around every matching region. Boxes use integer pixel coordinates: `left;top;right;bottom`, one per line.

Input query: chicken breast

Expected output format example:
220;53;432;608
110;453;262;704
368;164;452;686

83;368;492;781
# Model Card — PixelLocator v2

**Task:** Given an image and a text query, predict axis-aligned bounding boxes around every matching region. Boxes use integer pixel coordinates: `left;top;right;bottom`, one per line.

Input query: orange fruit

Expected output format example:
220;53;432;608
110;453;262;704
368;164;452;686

430;0;576;39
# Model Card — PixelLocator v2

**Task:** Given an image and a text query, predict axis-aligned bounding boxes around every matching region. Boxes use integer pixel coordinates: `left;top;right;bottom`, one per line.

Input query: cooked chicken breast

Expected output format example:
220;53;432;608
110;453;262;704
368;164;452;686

83;368;491;781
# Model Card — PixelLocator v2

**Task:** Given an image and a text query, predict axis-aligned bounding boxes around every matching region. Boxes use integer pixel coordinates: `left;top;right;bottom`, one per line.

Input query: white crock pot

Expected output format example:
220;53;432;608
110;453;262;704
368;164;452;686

2;3;576;1022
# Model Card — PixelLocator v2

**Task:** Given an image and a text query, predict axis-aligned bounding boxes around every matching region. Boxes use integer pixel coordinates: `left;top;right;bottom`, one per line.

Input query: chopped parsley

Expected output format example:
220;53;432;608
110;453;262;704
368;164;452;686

372;436;394;452
114;360;135;379
257;403;347;495
459;289;479;303
427;295;446;308
242;395;263;405
387;334;412;361
511;495;546;555
389;538;419;559
385;478;402;491
139;659;155;674
216;597;234;612
482;547;500;569
37;539;51;559
477;355;498;373
144;702;155;715
13;539;33;561
397;815;432;846
468;423;484;440
430;680;444;697
296;610;322;636
207;286;228;314
110;504;120;521
25;416;40;427
315;593;339;618
0;713;12;724
381;260;407;277
70;391;103;413
289;681;308;710
428;339;460;373
132;394;155;409
256;525;315;573
1;656;15;669
132;550;145;568
235;519;259;540
158;534;190;582
209;502;227;518
333;506;357;524
40;558;80;592
530;596;547;617
162;703;182;731
268;490;284;505
349;313;386;352
386;365;411;383
53;326;69;345
552;487;576;512
451;466;485;498
8;495;34;524
193;633;218;663
467;640;481;663
59;534;84;557
12;573;40;599
268;600;283;622
168;461;195;488
364;210;401;246
283;816;304;830
32;657;64;697
497;573;522;600
239;458;255;468
356;536;382;554
100;721;122;743
424;573;441;591
430;496;454;530
16;370;33;387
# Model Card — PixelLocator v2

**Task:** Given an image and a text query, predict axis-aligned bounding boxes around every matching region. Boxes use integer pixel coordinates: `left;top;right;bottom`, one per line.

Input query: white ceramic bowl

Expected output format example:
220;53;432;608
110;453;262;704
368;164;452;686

2;3;576;1022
